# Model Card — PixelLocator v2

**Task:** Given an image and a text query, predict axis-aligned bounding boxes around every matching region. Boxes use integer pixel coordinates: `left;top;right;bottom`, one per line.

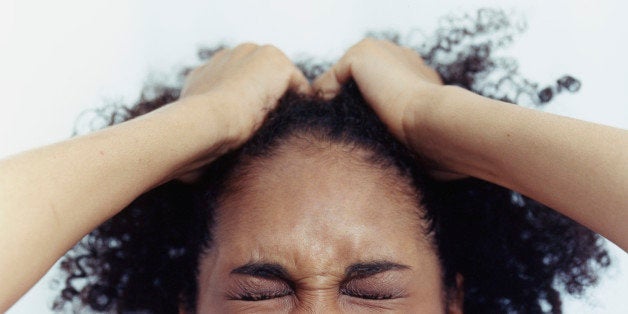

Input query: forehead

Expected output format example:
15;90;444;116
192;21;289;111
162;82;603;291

210;140;433;271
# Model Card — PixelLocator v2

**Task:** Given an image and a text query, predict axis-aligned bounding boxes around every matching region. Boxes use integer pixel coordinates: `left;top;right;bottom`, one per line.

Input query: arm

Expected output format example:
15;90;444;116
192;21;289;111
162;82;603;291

412;85;628;249
0;43;311;311
313;38;628;250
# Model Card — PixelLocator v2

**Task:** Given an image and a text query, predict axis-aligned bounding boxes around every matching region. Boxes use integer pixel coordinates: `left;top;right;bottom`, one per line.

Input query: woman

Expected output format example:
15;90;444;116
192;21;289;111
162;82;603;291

1;11;626;313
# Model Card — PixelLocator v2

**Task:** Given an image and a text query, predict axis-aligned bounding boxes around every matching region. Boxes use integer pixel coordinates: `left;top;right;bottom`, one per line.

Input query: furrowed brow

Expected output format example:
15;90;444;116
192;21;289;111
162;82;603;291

230;262;292;281
344;261;411;280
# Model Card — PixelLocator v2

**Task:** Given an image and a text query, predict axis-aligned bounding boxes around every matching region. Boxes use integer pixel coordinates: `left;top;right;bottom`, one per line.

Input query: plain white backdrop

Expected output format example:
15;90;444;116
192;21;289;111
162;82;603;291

1;0;626;312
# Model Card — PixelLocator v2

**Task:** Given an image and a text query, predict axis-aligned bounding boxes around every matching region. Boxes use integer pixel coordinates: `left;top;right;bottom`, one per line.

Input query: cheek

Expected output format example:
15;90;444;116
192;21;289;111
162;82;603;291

340;297;445;313
200;298;294;314
196;292;447;314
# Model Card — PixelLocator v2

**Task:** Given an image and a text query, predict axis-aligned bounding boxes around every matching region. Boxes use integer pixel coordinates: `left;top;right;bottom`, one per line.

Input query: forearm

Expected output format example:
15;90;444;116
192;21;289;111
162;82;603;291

408;85;628;249
0;94;229;310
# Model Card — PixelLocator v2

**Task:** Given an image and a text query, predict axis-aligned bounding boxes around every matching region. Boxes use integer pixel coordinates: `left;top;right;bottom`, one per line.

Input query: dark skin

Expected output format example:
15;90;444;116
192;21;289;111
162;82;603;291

195;139;463;313
1;40;625;311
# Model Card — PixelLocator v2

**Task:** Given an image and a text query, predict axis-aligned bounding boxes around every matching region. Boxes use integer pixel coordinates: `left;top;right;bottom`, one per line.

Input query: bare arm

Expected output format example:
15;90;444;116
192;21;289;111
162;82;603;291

313;38;628;250
0;43;311;311
412;85;628;249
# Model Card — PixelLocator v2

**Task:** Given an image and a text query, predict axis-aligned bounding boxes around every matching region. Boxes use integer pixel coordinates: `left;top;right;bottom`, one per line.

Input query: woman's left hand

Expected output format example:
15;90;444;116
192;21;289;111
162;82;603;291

312;39;464;180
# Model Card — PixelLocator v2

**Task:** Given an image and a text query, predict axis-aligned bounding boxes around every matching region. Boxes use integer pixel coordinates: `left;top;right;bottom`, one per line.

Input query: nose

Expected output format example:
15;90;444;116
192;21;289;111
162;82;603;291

292;303;343;314
290;291;344;314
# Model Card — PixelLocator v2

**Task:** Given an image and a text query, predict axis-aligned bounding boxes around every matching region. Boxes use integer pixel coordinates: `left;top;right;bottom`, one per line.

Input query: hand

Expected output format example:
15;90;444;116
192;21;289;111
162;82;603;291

181;43;312;141
313;39;464;180
313;38;441;139
176;43;312;181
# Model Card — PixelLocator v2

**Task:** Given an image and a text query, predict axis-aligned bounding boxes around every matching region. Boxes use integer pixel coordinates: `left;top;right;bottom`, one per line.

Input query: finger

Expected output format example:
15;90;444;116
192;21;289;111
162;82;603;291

312;56;353;100
289;68;314;96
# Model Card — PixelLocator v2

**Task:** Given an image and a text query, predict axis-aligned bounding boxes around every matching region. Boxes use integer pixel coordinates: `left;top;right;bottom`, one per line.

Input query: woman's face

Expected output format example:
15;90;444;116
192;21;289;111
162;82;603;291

195;140;462;313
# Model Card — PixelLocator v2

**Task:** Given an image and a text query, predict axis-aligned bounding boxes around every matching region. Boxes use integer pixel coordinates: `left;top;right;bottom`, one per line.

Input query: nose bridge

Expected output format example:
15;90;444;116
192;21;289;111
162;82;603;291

291;302;342;314
290;289;343;314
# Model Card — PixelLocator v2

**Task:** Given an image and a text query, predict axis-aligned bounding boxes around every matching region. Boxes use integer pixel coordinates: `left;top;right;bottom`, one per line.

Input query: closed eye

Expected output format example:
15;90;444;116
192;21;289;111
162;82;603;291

228;290;294;301
227;262;295;301
340;287;398;300
339;261;410;300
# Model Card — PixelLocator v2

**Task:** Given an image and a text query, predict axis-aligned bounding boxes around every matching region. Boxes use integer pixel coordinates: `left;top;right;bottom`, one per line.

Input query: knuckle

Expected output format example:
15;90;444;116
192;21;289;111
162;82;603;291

360;37;378;45
212;48;229;57
259;43;276;50
188;65;204;77
235;42;258;51
355;38;375;50
351;38;381;55
403;46;421;57
259;45;290;64
259;44;283;56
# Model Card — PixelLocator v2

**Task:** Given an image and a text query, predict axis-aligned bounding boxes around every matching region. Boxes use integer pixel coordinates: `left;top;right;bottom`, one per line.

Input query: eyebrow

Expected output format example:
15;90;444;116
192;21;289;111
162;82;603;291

230;261;410;282
231;262;292;282
344;261;411;280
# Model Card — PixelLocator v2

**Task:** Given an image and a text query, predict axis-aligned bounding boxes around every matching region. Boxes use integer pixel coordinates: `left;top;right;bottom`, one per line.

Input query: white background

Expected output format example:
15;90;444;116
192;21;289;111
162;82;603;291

1;0;626;313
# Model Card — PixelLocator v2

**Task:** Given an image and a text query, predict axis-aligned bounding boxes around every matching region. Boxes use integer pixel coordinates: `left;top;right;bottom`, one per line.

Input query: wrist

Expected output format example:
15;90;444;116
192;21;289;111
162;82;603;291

171;92;245;149
407;84;520;182
400;83;446;148
402;84;486;177
142;94;240;180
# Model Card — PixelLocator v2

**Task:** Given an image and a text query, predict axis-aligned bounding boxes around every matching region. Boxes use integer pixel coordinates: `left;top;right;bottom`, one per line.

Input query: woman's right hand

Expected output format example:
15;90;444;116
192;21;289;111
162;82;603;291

174;43;312;180
181;43;311;146
0;43;313;309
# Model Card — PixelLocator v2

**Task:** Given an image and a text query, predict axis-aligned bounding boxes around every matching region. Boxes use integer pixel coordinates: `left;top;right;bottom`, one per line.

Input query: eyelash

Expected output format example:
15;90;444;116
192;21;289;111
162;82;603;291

341;288;396;300
230;290;395;301
230;291;293;301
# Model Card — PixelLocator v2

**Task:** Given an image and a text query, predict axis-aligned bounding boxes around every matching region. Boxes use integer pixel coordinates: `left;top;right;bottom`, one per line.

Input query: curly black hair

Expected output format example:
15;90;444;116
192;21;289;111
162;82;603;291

54;8;608;314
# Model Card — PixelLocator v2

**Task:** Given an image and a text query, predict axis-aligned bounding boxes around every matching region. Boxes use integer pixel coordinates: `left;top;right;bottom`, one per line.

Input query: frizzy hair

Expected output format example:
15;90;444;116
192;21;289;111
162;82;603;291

54;8;607;314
